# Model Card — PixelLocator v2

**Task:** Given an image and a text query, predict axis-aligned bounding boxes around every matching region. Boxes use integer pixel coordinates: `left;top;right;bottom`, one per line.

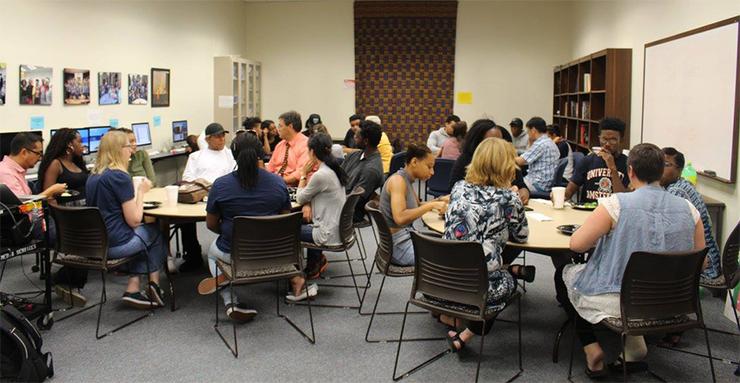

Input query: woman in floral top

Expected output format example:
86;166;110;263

440;137;529;352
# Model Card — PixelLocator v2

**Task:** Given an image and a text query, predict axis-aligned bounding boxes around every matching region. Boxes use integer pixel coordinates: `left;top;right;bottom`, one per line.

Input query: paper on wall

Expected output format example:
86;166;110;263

218;96;232;108
30;116;44;130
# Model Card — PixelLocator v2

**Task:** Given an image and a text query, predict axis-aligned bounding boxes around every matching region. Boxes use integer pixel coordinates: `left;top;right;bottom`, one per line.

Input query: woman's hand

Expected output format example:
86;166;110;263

429;200;447;214
301;159;316;178
138;178;153;195
302;204;312;222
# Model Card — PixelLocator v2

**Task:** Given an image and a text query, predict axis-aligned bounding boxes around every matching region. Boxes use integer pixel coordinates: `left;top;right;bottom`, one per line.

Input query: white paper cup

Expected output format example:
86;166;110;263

591;146;602;154
132;176;145;192
164;185;179;208
552;186;566;209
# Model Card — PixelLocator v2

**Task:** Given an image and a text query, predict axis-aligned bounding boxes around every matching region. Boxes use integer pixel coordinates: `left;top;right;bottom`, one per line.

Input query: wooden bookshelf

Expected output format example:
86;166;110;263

552;49;632;150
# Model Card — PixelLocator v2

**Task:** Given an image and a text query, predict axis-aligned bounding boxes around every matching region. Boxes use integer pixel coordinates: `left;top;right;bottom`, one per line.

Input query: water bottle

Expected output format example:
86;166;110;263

682;162;697;185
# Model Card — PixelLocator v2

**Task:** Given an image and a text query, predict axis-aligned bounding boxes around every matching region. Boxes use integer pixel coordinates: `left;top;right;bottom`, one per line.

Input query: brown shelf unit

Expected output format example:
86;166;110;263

552;49;632;150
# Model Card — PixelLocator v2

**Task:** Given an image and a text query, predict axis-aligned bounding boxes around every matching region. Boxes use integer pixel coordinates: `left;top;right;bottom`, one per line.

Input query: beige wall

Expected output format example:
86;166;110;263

0;0;246;149
571;0;740;242
244;0;356;138
454;0;575;128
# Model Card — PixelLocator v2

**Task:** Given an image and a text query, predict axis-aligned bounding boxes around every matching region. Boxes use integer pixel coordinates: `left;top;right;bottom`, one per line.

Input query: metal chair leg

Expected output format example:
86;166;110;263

365;275;436;343
277;279;316;344
94;270;151;340
214;282;238;357
392;302;450;381
552;317;571;363
702;326;717;382
567;318;576;381
620;334;628;382
475;321;487;383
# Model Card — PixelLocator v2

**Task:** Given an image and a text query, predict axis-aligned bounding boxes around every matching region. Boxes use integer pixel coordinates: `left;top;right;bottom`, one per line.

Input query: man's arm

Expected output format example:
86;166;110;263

426;131;442;153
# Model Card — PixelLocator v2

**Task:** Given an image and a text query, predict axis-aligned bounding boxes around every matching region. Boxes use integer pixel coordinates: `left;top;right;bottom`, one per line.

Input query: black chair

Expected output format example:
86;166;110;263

360;201;436;343
567;249;715;382
388;151;406;177
700;221;740;333
299;187;369;309
50;206;160;339
213;212;315;357
393;232;523;382
424;158;455;200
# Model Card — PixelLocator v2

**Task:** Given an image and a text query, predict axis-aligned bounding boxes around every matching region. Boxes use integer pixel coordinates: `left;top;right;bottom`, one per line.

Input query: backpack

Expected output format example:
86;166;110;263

0;305;53;382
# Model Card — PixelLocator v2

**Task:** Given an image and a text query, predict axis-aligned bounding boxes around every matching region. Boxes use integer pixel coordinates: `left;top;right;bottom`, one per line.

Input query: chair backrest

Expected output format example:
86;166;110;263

365;200;394;267
337;187;365;246
410;232;489;313
620;249;707;323
721;221;739;284
50;206;108;260
553;157;569;187
230;212;303;274
426;158;455;194
388;151;406;176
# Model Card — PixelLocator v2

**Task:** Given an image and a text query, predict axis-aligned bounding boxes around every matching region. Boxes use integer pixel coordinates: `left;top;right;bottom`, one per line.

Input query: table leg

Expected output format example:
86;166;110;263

159;218;177;273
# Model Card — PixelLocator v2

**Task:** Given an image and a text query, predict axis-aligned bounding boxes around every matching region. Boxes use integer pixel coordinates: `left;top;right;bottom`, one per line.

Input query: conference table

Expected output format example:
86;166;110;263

421;199;593;256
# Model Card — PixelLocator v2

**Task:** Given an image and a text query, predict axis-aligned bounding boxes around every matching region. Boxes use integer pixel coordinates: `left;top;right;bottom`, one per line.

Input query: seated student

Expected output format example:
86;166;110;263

197;134;291;322
660;147;721;282
379;143;447;266
515;117;560;193
343;114;364;150
302;113;322;137
439;137;529;351
556;143;704;378
449;119;529;205
287;133;347;301
341;120;384;222
266;111;309;186
0;133;67;199
312;124;345;159
509;118;528;155
185;134;200;153
119;128;155;183
438;121;466;160
547;123;574;181
259;119;280;155
86;130;168;309
38;128;90;306
179;123;236;272
427;115;461;155
561;117;629;203
366;115;392;173
242;116;262;136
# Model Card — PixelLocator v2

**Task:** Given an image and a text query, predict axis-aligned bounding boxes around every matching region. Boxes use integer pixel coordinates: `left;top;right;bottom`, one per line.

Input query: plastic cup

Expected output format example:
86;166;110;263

164;185;179;208
132;176;145;192
552;186;566;209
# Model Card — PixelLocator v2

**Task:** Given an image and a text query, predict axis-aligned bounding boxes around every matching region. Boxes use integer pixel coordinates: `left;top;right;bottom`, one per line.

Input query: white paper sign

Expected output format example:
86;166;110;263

218;96;232;108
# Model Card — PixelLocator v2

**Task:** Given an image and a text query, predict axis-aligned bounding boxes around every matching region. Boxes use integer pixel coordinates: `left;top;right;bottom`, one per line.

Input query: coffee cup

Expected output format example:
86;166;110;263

552;186;566;209
164;185;179;208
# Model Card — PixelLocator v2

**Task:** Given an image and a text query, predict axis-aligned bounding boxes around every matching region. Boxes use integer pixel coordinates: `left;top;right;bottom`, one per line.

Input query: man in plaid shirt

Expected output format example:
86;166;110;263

515;117;560;192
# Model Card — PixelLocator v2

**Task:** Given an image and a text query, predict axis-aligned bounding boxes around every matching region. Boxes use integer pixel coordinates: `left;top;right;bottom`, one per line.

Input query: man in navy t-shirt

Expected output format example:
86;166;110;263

563;117;630;203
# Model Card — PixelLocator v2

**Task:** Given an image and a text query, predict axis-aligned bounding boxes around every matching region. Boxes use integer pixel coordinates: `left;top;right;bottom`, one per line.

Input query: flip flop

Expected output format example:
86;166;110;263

446;331;466;353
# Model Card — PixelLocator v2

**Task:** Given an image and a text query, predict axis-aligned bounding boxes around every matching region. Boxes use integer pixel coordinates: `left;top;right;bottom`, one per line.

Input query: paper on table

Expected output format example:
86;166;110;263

530;198;553;206
526;212;553;222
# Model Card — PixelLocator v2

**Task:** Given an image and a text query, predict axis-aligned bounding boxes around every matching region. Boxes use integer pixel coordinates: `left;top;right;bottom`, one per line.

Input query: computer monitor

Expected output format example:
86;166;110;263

50;128;90;155
0;131;44;158
131;122;152;147
172;120;188;143
87;126;111;153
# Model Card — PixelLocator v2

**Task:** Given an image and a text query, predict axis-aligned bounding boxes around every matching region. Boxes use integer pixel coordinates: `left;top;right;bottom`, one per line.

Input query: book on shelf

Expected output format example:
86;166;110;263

579;123;587;146
583;73;591;92
581;101;590;120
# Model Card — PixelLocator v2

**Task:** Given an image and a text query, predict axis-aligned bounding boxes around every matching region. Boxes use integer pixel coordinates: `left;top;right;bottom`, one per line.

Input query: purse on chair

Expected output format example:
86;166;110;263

177;179;212;204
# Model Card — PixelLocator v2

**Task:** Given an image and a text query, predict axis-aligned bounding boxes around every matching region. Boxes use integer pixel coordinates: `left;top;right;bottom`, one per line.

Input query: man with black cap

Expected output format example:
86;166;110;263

510;118;528;154
178;122;236;272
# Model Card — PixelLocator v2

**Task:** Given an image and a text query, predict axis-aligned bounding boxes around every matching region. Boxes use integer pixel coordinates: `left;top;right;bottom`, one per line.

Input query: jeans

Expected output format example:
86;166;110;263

301;224;321;266
391;227;415;266
207;240;238;306
108;224;166;274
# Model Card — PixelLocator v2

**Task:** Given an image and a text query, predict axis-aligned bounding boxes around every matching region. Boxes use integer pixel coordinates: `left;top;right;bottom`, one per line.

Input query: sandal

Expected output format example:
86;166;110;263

446;331;466;353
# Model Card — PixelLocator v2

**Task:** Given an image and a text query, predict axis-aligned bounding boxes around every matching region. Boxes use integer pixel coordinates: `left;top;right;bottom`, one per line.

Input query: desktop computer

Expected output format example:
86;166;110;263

50;128;90;155
172;120;188;144
87;126;111;153
131;122;152;147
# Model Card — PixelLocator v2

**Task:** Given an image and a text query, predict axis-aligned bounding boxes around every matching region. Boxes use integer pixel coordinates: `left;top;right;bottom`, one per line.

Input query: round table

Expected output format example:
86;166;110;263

421;199;593;254
143;188;207;221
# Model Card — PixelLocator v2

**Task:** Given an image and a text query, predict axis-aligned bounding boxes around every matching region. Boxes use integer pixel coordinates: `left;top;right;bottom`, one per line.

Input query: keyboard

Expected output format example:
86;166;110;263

146;150;161;157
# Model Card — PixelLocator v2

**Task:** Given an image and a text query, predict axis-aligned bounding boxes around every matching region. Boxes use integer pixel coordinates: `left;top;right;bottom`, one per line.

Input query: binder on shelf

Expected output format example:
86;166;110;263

583;73;591;92
579;123;587;146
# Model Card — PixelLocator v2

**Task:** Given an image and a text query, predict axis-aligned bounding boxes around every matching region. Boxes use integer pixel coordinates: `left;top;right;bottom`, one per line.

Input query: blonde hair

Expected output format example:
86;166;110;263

93;130;130;174
465;137;517;188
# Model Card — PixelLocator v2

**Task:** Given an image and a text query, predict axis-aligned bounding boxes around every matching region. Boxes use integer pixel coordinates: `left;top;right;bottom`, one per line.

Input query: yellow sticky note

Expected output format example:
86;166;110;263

457;92;473;105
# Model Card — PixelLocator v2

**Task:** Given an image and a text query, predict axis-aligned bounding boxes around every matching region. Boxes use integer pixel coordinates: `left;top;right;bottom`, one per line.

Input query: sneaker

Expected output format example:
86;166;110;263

197;273;229;295
55;285;87;307
225;303;257;322
285;283;319;302
122;291;159;309
148;282;166;307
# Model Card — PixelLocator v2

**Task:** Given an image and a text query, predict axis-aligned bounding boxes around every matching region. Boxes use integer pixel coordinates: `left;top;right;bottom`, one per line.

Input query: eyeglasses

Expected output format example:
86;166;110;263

599;137;619;145
123;144;134;149
26;148;43;156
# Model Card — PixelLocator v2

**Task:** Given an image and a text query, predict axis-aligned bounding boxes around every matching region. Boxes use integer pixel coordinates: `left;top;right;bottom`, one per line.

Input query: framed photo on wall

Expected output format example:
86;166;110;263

128;73;148;105
63;68;91;105
19;65;53;105
151;68;170;107
98;72;121;105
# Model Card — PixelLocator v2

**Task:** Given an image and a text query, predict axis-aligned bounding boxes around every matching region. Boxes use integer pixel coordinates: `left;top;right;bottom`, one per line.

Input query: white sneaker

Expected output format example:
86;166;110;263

225;303;257;322
285;283;318;302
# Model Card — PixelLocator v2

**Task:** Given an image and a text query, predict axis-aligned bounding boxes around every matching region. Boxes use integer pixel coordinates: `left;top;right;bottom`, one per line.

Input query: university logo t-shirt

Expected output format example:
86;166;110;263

570;153;629;203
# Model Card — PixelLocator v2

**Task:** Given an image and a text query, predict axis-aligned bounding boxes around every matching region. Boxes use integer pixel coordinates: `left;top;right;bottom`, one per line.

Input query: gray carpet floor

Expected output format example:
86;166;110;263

2;222;738;382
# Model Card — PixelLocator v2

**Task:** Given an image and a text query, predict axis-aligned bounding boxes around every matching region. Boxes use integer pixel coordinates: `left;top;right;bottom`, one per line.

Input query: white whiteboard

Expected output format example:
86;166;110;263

642;18;739;183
